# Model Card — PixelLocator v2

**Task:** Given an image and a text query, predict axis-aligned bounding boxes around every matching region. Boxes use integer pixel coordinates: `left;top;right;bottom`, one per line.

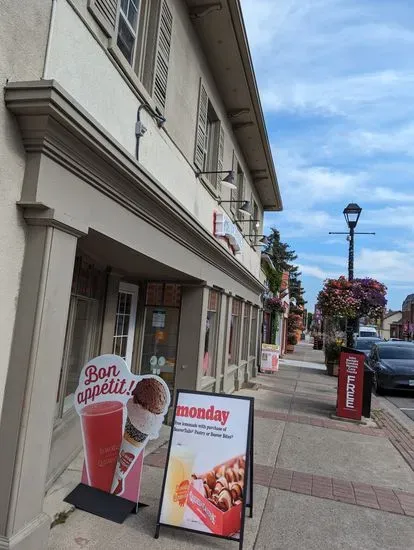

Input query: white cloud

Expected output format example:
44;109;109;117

296;247;414;286
241;0;414;308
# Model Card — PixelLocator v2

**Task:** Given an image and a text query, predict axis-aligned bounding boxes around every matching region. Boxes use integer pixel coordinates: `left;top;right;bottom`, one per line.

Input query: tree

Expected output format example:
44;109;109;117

264;228;298;272
264;227;306;305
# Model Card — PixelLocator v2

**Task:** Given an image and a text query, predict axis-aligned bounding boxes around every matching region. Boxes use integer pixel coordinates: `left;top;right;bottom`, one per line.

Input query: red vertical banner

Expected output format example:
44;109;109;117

336;349;365;421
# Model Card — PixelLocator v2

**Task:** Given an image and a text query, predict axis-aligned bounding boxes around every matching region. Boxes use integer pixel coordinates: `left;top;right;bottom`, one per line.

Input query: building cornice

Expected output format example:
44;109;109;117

5;79;264;295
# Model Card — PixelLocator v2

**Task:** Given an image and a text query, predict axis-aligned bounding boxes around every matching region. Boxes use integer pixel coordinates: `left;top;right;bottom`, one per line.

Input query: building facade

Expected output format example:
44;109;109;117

0;1;281;548
380;310;402;340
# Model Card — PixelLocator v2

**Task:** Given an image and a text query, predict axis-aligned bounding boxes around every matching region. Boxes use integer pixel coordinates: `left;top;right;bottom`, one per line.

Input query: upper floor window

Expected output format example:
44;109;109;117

250;199;259;243
230;155;244;216
195;80;225;193
117;0;139;64
88;0;172;112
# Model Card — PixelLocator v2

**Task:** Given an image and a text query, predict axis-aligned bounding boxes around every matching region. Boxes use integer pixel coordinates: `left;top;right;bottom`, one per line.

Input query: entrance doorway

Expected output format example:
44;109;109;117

140;283;181;392
112;282;139;368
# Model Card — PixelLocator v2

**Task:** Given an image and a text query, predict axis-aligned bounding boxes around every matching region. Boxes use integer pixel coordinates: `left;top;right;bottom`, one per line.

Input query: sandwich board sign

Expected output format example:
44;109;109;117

155;390;254;549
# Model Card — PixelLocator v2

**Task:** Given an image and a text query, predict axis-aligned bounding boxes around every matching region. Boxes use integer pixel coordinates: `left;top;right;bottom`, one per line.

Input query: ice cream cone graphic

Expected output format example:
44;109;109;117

111;377;169;496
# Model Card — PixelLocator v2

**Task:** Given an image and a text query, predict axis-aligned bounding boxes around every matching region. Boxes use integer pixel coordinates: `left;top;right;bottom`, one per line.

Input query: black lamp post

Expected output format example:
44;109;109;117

343;203;362;282
329;203;375;347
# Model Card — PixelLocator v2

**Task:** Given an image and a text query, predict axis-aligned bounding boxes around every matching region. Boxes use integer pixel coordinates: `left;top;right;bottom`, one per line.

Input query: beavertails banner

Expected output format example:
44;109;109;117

156;390;253;547
74;354;170;504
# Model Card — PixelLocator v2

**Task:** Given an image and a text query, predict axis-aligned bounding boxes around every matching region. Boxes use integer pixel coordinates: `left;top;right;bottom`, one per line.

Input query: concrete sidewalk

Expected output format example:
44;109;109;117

47;343;414;549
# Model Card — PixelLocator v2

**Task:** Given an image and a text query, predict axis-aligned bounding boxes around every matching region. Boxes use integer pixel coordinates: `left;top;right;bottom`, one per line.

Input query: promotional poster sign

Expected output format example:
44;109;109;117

156;390;253;549
73;354;170;507
336;349;365;421
261;344;280;373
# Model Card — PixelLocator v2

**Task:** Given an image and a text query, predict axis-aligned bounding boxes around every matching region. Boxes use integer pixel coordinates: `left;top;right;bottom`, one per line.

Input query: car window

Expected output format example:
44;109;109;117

355;339;380;350
378;346;414;360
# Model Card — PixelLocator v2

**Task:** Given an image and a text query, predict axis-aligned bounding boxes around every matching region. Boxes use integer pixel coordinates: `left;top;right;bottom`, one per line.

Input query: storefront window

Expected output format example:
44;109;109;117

141;283;181;392
229;299;242;365
56;256;105;417
262;312;271;344
250;307;258;357
241;304;251;360
203;290;220;378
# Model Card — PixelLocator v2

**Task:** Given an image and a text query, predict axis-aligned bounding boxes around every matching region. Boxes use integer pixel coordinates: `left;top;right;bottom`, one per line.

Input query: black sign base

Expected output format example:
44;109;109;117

64;483;146;524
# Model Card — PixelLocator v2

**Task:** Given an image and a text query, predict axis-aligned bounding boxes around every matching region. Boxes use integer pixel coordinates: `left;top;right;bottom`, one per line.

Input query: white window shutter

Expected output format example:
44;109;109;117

88;0;119;37
153;1;173;113
194;80;208;171
216;123;225;194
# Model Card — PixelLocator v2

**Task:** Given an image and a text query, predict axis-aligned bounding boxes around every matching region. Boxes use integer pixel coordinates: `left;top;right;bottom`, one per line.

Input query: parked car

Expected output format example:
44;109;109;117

354;337;382;358
358;326;379;338
368;342;414;394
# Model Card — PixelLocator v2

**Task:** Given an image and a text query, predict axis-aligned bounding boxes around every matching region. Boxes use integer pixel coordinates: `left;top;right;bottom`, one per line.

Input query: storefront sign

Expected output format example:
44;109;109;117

156;390;254;546
261;344;280;373
214;212;243;253
336;349;365;421
73;355;170;505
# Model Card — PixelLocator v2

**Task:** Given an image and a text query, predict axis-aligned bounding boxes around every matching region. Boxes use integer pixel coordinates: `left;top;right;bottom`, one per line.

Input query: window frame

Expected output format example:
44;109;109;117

112;282;139;368
229;299;242;366
249;307;258;357
115;0;163;97
55;294;100;420
202;289;221;379
117;0;141;66
241;303;251;361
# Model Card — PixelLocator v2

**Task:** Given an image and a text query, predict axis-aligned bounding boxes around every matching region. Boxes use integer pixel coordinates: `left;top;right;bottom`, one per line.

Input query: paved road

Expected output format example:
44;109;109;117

385;392;414;421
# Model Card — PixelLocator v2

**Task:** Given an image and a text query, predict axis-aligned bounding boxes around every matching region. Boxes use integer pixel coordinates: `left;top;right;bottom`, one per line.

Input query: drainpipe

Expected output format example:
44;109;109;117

135;103;166;161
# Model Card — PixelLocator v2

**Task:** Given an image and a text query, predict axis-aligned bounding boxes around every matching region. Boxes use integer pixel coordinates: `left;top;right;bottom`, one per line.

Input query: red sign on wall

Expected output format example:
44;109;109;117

336;349;365;421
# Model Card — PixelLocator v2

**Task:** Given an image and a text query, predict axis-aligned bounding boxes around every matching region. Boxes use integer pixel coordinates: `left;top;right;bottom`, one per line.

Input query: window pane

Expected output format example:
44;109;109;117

63;299;96;413
250;308;258;356
229;300;242;365
113;291;133;355
141;306;180;392
203;291;220;378
117;16;135;64
242;305;250;360
127;0;139;28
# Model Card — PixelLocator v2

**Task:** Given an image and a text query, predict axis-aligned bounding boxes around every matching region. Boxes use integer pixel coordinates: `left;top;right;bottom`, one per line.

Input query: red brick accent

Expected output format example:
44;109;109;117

144;448;414;516
254;409;386;437
268;467;414;517
372;409;414;471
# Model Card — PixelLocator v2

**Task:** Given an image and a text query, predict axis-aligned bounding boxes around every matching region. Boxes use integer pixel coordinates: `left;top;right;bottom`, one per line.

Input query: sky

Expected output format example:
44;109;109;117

241;0;414;313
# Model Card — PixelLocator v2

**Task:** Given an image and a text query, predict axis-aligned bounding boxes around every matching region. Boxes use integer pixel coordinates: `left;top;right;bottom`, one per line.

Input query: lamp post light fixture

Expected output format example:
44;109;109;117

244;235;268;245
329;203;375;347
234;219;261;228
217;199;252;217
195;169;237;190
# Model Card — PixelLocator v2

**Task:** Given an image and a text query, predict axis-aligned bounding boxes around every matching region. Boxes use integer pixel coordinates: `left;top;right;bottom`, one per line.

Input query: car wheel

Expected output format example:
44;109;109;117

374;373;384;395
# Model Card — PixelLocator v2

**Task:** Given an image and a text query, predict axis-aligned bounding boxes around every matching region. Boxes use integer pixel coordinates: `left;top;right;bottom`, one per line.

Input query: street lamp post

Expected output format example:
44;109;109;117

329;203;375;348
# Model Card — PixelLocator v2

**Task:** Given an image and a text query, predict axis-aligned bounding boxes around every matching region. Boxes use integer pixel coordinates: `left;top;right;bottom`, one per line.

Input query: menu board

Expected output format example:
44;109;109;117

156;390;253;547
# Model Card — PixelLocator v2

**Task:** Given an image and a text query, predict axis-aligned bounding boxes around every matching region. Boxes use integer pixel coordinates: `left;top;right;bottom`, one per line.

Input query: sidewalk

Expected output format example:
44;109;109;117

47;342;414;549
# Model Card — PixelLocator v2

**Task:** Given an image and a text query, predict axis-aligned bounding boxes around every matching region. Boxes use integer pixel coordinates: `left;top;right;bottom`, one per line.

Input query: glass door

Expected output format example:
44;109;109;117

112;282;139;368
140;283;181;392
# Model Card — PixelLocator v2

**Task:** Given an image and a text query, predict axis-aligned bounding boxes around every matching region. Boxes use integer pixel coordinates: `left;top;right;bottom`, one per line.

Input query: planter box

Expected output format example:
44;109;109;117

326;360;339;377
286;344;295;353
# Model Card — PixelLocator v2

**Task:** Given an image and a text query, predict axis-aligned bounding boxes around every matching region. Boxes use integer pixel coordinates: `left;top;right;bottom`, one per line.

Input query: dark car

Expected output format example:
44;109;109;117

368;342;414;394
354;337;381;358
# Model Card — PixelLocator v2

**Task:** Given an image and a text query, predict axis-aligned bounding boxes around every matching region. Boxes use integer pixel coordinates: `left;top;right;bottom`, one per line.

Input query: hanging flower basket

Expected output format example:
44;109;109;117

264;296;286;314
316;276;387;320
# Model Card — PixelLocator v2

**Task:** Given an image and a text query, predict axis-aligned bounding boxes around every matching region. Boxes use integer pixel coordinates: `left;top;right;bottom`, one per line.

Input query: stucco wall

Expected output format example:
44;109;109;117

0;0;51;409
44;0;263;279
